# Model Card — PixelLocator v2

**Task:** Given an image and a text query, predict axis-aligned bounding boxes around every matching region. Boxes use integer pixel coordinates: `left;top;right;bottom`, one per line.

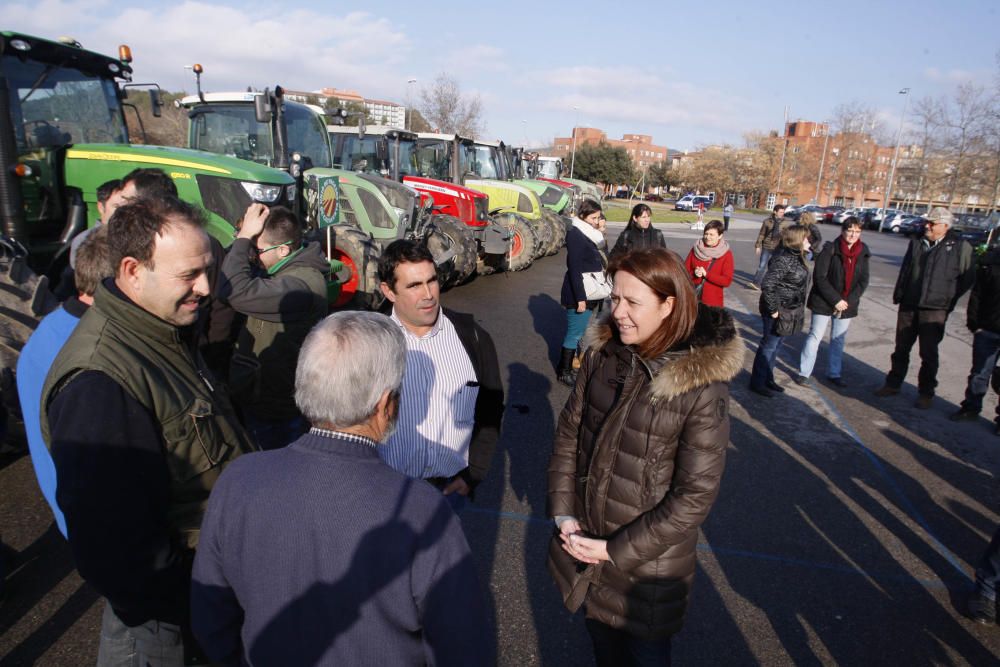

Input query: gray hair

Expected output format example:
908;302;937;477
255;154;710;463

294;311;406;428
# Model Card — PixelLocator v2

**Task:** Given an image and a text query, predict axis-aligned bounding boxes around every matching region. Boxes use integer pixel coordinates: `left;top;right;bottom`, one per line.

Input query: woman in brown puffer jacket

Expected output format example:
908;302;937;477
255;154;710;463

547;247;743;664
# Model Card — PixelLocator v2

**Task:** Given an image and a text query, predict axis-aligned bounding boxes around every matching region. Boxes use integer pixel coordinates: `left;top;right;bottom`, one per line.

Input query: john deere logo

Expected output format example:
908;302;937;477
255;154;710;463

319;179;339;226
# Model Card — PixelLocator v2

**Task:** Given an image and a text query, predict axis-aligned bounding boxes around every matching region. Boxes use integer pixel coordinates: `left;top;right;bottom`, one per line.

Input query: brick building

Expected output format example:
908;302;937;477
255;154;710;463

771;120;895;209
552;127;669;169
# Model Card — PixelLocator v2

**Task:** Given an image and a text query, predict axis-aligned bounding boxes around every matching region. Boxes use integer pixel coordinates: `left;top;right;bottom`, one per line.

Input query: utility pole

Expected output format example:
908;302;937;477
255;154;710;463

774;106;789;206
814;122;831;203
882;88;910;216
405;78;417;130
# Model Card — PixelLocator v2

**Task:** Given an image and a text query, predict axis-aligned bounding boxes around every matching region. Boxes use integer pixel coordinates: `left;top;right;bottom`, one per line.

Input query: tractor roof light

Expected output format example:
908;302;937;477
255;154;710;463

9;39;31;52
193;63;203;74
118;44;132;63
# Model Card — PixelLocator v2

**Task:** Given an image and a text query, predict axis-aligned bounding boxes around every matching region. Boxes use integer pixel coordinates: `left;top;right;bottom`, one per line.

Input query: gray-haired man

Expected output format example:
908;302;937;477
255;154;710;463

875;207;975;408
191;311;494;666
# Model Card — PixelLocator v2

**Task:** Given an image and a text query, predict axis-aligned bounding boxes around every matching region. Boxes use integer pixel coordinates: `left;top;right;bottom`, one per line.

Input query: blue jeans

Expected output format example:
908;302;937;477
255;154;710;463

976;524;1000;600
563;307;594;350
751;315;784;388
96;602;185;667
244;414;308;451
799;312;853;379
753;249;772;286
961;330;1000;414
586;618;672;666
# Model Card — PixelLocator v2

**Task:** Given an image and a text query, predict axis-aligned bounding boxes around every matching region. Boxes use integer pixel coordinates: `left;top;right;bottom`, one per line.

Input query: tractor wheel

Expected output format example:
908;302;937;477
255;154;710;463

429;215;478;286
327;227;384;311
540;209;565;256
0;238;59;449
528;214;554;260
494;213;537;272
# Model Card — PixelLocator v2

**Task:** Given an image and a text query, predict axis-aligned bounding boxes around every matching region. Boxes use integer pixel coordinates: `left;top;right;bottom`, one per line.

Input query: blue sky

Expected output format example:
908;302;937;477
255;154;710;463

2;0;997;151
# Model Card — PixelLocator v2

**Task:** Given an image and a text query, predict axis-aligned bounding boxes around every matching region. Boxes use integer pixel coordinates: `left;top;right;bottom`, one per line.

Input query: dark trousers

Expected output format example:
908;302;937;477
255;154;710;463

961;329;1000;415
586;619;672;667
976;524;1000;600
886;307;948;396
750;315;784;388
723;215;730;231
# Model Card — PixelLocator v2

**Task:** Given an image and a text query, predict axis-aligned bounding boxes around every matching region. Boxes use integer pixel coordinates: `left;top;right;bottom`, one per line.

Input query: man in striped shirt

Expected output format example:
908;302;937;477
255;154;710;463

377;240;504;508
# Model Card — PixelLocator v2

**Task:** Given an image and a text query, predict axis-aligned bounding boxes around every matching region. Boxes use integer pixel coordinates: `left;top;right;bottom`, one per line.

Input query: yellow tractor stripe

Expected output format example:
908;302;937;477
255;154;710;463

66;149;232;175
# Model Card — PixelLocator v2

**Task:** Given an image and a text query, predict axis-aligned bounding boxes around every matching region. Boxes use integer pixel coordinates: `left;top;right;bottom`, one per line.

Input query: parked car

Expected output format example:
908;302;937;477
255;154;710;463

954;214;993;246
785;204;826;222
674;194;712;211
880;212;918;233
643;193;663;202
875;208;907;232
899;216;929;237
833;207;862;225
821;206;845;224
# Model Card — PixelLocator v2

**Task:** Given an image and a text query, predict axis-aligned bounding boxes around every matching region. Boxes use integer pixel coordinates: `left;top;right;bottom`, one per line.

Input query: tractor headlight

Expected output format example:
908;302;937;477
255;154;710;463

241;181;281;203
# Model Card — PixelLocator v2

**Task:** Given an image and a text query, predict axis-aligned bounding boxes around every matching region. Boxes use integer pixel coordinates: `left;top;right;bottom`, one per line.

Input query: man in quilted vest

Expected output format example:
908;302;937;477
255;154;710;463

41;196;256;666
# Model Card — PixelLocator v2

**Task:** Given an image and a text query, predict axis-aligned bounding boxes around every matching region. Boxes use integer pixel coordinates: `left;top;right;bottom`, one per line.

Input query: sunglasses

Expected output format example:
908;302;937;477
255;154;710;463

256;241;292;255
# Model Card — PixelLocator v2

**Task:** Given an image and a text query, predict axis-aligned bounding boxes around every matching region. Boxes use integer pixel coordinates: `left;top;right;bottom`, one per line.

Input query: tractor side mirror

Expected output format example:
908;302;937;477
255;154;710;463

254;92;272;124
149;89;162;118
376;138;389;162
358;114;366;139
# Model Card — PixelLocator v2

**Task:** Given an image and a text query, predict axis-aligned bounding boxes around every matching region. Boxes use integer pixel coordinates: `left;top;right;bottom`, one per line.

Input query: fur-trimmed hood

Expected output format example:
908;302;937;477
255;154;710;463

581;303;745;401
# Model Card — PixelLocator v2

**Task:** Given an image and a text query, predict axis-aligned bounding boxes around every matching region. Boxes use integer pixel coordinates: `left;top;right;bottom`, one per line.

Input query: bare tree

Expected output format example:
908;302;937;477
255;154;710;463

418;73;485;138
941;83;991;204
828;102;884;207
900;95;947;210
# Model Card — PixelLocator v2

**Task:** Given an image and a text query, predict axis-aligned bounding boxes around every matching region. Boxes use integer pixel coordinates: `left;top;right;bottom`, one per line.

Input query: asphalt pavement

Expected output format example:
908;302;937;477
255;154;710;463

2;215;999;665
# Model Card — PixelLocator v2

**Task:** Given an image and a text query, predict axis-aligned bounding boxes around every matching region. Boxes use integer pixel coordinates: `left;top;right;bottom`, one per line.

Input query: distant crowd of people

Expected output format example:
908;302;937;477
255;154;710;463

7;181;1000;666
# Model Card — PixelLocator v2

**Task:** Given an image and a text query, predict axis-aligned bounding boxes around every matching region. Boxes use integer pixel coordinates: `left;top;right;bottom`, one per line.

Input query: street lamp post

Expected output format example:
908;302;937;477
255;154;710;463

405;78;417;130
569;106;579;178
882;87;910;216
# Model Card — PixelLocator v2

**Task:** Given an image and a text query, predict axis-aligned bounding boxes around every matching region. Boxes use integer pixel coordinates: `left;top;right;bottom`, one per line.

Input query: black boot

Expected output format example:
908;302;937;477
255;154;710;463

557;347;577;387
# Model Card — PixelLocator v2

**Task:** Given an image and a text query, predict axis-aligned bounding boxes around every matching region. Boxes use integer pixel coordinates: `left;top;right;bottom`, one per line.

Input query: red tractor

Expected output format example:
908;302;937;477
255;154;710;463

329;125;517;279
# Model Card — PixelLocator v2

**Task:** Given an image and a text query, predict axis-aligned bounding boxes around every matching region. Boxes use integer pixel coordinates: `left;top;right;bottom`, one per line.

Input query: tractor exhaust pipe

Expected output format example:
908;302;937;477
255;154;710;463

272;86;289;172
0;77;26;243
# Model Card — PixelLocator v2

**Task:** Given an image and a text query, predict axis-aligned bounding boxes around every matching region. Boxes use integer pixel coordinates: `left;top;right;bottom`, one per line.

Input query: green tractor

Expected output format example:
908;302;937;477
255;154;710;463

0;31;301;445
0;32;298;277
178;84;459;308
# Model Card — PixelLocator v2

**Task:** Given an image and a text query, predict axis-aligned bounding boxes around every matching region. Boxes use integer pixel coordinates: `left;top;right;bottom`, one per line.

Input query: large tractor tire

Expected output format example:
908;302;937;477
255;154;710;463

540;209;565;256
428;215;477;287
327;227;384;311
0;237;59;449
528;214;554;260
493;213;537;272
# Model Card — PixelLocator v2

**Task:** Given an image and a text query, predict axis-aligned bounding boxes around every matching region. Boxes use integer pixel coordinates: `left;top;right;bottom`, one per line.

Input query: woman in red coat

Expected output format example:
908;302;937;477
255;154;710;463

685;219;734;307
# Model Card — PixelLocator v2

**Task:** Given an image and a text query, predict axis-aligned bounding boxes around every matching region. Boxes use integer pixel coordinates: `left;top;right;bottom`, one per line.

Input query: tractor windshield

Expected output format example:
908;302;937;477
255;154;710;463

189;102;332;168
397;138;420;178
537;160;561;179
335;134;388;175
414;139;453;181
2;54;128;151
461;144;501;179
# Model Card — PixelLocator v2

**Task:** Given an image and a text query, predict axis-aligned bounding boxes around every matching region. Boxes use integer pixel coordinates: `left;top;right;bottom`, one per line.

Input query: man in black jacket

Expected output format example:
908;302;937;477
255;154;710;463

952;243;1000;427
875;207;975;409
377;240;504;509
219;204;329;450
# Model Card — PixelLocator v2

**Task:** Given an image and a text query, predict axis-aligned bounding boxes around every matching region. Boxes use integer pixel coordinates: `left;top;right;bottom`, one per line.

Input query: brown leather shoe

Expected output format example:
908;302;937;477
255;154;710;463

874;385;900;397
914;395;933;410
